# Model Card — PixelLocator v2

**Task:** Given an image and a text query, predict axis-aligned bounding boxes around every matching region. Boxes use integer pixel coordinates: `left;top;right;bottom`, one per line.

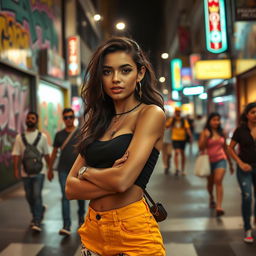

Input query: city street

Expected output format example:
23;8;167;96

0;147;255;256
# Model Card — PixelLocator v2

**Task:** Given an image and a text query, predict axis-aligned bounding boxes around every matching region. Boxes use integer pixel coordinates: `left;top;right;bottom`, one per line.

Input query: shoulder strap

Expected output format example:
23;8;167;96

33;132;42;146
144;189;157;207
21;132;41;147
21;133;28;146
60;128;77;151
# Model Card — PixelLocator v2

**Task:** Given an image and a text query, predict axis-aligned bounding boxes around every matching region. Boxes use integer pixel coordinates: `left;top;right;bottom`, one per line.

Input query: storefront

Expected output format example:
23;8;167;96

233;20;256;114
0;0;68;191
0;61;37;190
236;67;256;114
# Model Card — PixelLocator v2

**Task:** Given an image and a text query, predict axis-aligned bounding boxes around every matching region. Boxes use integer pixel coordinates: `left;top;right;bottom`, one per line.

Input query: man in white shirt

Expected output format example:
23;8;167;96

12;111;50;232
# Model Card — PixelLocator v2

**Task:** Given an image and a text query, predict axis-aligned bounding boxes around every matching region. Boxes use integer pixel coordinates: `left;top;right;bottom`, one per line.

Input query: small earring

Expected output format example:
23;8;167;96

138;81;142;98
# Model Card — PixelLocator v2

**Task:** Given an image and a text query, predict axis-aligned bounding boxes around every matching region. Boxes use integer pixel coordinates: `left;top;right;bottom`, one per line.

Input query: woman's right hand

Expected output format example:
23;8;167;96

203;129;210;139
112;151;129;167
239;161;252;172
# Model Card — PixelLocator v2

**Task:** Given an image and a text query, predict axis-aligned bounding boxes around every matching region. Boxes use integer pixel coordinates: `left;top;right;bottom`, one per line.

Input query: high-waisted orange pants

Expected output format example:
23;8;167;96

78;198;166;256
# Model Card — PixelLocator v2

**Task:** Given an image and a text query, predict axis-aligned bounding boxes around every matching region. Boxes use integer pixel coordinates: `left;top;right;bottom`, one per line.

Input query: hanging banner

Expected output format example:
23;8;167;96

204;0;228;53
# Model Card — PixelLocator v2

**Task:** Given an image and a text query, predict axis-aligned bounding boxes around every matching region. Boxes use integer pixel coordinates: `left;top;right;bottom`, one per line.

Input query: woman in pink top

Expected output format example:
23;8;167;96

199;113;234;217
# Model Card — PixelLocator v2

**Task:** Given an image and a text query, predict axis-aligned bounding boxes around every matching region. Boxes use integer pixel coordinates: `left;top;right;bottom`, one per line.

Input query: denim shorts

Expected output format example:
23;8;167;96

210;159;227;172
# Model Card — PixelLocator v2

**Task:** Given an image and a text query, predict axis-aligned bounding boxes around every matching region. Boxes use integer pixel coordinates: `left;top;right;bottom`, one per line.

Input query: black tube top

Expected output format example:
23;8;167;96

81;134;159;189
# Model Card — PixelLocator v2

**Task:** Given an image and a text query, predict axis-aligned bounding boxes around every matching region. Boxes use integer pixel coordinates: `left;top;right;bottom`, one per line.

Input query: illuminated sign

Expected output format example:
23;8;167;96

170;58;182;91
181;67;192;86
172;91;181;101
190;54;201;81
195;60;231;80
183;86;204;96
204;0;228;53
67;36;81;76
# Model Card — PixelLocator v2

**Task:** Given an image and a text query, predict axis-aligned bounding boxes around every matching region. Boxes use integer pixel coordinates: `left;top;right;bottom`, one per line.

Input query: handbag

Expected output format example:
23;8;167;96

144;189;167;222
193;152;211;177
53;128;77;170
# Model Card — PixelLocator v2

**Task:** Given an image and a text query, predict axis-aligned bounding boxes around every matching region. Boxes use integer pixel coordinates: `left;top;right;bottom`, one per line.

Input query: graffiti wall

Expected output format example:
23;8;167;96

0;0;62;69
0;67;30;190
38;81;64;145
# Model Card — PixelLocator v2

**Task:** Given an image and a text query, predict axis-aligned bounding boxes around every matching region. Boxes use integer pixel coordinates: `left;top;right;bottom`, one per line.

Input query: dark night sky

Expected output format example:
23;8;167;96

113;1;165;68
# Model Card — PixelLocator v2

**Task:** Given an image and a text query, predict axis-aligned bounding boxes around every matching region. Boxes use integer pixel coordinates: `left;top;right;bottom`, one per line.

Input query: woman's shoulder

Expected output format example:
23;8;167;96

137;104;165;127
140;104;165;117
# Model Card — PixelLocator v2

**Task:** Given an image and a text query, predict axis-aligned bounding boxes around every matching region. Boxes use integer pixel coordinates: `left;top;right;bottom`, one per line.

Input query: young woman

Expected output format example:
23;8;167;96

228;102;256;243
66;37;166;256
198;113;233;217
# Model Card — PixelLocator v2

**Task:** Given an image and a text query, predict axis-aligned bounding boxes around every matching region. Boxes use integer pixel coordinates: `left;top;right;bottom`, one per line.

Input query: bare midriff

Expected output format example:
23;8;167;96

89;185;143;212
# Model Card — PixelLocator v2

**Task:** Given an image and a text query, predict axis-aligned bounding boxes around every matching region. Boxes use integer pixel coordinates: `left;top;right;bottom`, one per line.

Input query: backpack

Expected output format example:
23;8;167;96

21;132;43;175
171;117;185;128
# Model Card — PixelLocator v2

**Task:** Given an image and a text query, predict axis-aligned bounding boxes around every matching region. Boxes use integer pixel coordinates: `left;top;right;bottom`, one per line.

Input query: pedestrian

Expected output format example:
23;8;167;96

66;37;166;256
48;108;85;236
228;102;256;243
198;112;234;217
12;111;50;232
162;109;172;175
166;107;192;176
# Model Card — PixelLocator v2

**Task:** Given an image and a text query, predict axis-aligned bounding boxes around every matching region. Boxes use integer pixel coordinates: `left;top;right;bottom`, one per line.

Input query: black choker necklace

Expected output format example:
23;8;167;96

114;102;142;116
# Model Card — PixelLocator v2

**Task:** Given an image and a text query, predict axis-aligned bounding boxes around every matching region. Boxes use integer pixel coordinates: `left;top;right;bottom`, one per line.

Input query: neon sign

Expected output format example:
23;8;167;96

170;58;182;91
67;36;81;76
204;0;228;53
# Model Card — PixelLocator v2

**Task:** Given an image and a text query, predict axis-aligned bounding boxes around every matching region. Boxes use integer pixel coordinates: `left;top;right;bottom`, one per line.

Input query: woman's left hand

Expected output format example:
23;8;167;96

112;151;129;167
229;163;234;175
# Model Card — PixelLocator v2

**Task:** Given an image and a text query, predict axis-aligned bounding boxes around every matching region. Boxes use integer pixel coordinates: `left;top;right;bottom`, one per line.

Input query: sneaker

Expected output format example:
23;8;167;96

59;227;71;236
30;219;35;226
244;229;254;243
216;209;225;217
31;222;42;232
164;168;169;175
209;200;216;209
175;170;180;176
181;171;187;176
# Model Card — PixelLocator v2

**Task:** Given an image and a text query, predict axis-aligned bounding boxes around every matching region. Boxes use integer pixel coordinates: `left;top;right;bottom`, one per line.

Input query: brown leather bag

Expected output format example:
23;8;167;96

144;189;168;222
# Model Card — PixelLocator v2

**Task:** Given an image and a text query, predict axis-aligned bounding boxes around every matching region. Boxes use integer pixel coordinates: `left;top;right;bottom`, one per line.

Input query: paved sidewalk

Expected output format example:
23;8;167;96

0;148;255;255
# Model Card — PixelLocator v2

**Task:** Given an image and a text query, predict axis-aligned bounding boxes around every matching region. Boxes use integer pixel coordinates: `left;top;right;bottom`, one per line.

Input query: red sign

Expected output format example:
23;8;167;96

67;36;80;76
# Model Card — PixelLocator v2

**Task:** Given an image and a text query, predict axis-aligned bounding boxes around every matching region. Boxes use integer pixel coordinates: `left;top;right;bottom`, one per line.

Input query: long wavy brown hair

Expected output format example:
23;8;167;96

77;37;164;153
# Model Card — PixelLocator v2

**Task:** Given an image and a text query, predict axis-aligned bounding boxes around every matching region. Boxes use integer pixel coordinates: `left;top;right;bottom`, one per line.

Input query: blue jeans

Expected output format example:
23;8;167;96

22;173;45;223
58;171;86;228
236;165;256;231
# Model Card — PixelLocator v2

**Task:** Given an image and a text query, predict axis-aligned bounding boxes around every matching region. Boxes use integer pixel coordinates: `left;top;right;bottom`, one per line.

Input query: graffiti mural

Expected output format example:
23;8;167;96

0;0;62;69
38;81;64;145
0;68;30;190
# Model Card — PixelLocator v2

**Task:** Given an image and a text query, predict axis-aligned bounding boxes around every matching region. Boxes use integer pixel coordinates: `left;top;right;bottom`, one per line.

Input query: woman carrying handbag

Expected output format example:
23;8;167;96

198;113;234;217
228;102;256;243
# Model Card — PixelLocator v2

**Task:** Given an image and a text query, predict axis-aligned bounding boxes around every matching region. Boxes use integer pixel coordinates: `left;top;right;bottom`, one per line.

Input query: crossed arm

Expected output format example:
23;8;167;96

65;106;165;200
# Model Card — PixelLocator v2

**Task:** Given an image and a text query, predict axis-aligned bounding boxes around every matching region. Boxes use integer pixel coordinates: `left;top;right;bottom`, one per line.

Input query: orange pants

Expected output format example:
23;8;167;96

78;198;166;256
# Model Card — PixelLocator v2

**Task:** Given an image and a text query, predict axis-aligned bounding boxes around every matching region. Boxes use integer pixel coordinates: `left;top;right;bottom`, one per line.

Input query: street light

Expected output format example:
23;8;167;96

116;22;126;30
93;14;102;21
161;53;169;59
162;89;168;95
159;77;166;83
